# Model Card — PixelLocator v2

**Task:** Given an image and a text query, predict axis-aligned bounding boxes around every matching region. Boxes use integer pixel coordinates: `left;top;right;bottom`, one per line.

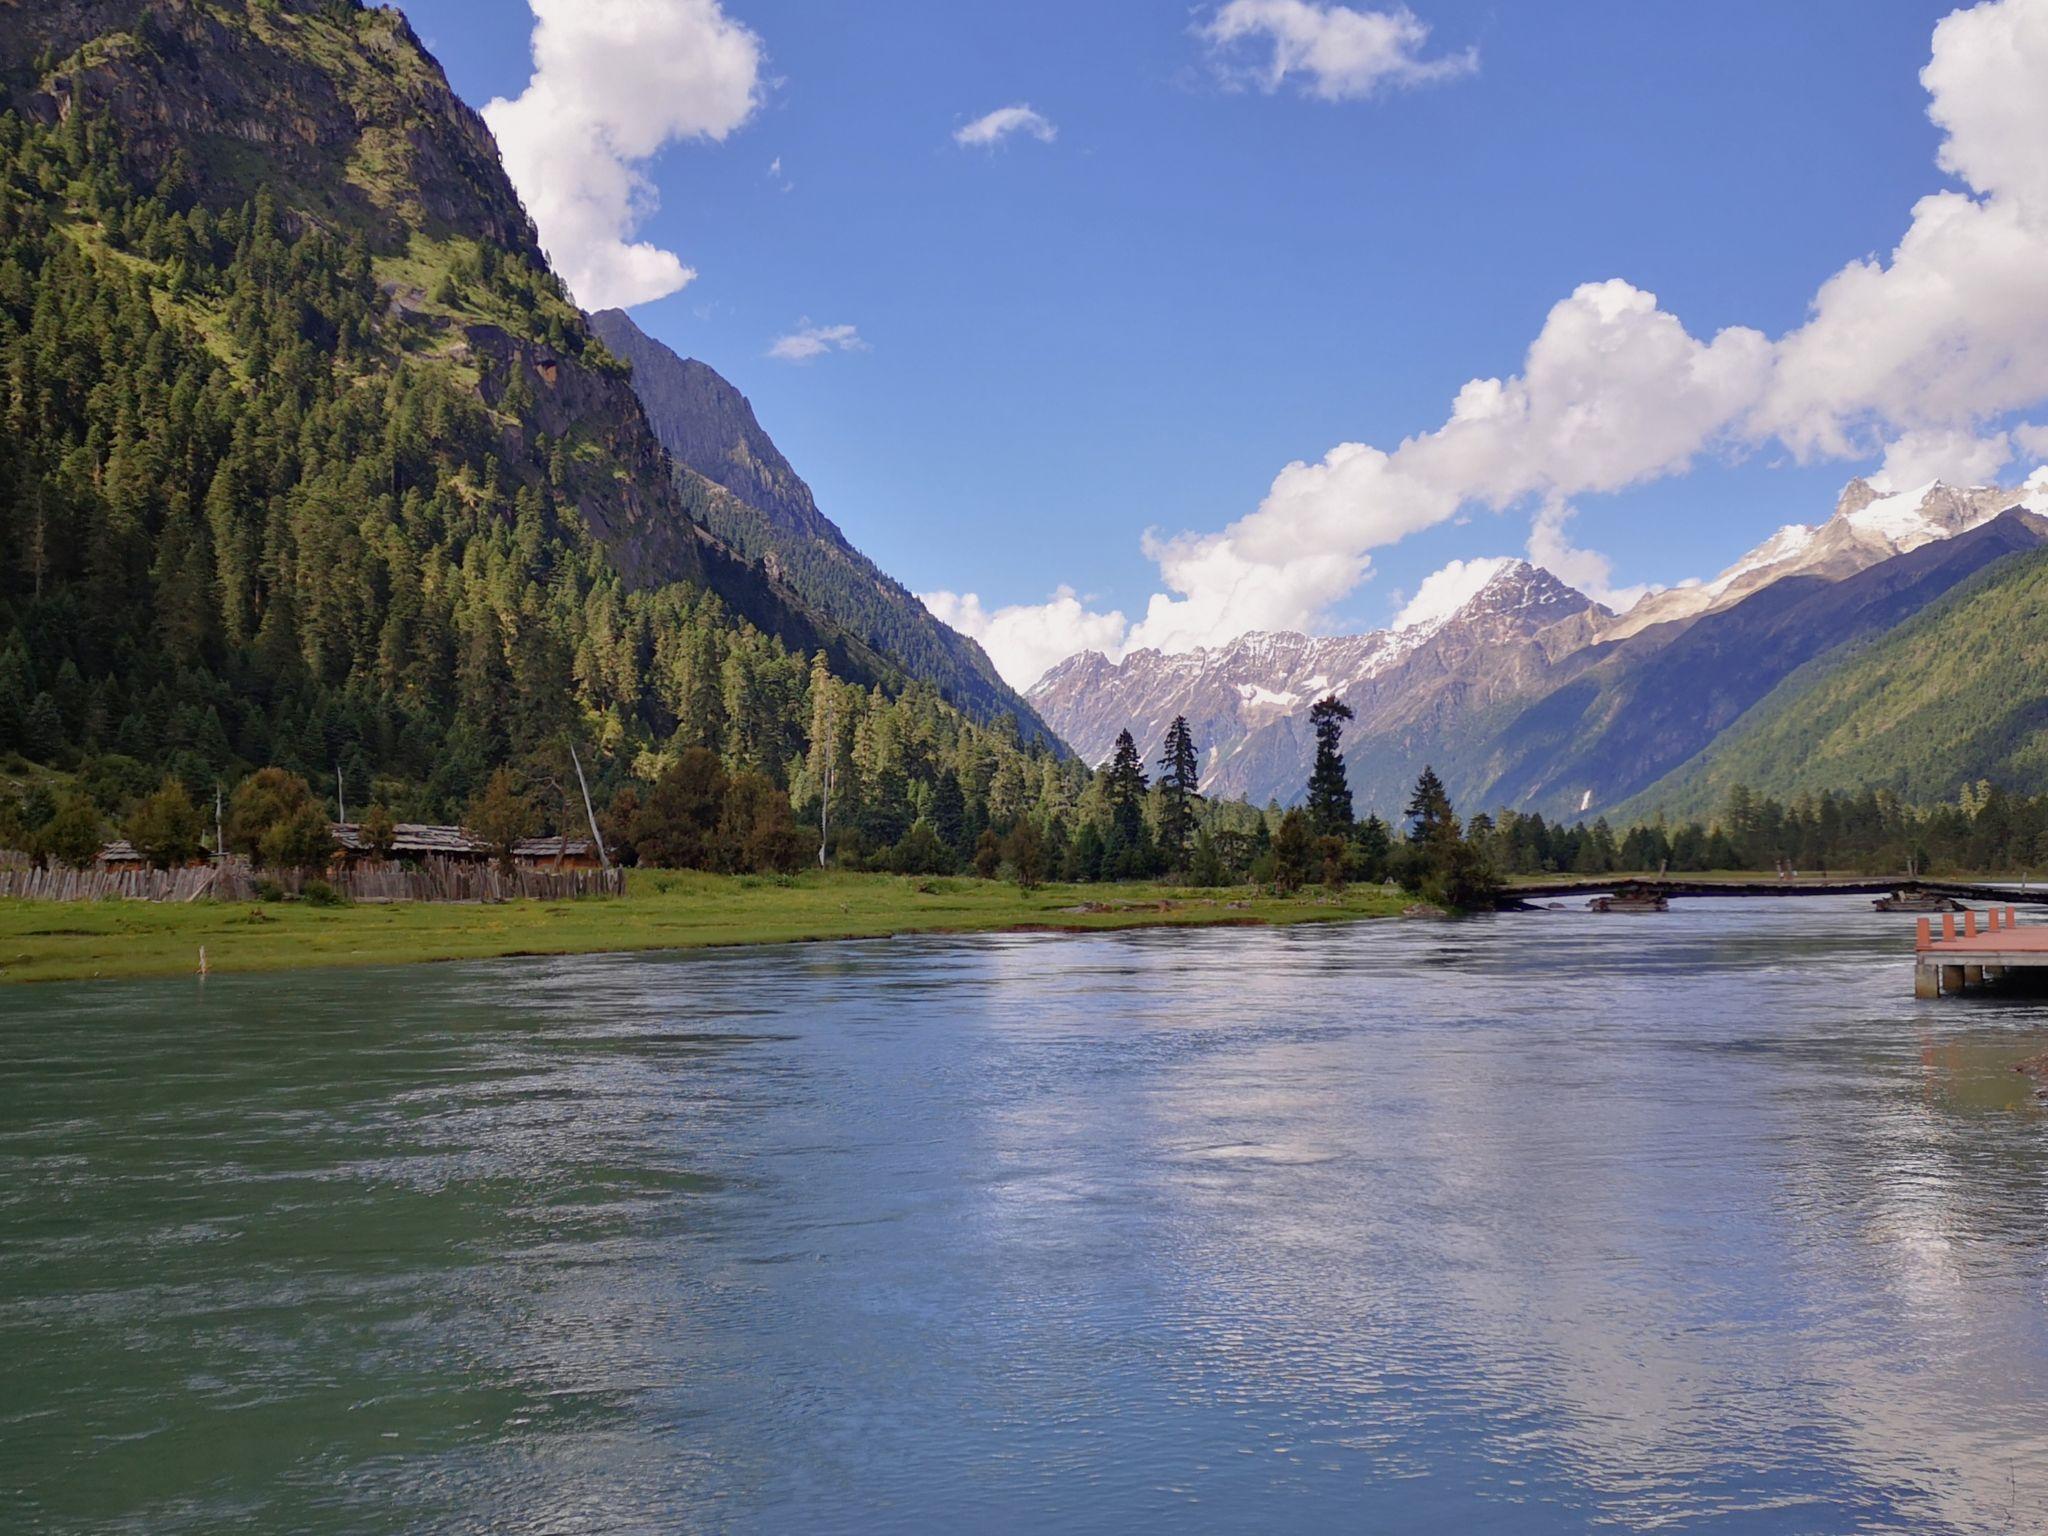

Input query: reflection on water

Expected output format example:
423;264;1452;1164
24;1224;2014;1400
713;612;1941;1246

4;899;2048;1533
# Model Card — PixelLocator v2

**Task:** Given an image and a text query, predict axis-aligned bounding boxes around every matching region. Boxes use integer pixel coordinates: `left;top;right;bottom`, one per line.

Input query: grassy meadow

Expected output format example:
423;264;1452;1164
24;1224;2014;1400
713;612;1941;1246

0;871;1415;987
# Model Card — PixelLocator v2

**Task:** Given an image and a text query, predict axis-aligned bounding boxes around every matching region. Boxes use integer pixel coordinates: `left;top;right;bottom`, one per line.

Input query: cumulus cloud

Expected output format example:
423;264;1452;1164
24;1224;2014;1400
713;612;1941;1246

920;588;1130;691
1200;0;1477;99
1392;556;1517;630
1754;0;2048;455
484;0;764;310
768;321;867;362
1876;427;2014;489
954;104;1058;148
974;0;2048;688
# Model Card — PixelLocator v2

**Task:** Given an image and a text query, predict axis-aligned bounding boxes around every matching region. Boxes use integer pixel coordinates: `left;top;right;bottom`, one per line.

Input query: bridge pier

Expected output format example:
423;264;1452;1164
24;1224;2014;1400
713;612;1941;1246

1942;964;1967;994
1916;963;1940;999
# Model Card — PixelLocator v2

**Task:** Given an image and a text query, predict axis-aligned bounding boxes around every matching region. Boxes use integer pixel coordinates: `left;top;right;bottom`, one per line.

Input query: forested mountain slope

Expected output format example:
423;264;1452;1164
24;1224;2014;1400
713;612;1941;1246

1615;541;2048;820
1468;509;2048;819
589;308;1061;749
0;0;1055;825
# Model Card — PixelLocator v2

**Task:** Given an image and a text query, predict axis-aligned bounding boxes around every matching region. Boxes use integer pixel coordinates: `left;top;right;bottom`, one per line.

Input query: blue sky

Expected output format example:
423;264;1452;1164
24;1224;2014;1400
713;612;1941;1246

396;0;2048;684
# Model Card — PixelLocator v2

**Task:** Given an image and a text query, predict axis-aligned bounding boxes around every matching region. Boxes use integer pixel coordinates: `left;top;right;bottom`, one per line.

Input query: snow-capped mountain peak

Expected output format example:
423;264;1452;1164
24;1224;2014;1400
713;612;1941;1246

1026;563;1598;780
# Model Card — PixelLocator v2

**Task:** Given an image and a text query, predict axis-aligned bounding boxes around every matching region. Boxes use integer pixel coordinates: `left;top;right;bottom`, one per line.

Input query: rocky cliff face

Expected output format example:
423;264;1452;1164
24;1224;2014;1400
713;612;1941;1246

590;307;1065;748
2;0;923;688
3;0;535;251
591;309;841;548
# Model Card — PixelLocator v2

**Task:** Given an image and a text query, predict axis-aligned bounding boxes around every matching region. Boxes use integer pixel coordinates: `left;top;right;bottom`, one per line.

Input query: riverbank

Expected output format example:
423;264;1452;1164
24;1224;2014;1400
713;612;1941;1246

0;871;1414;985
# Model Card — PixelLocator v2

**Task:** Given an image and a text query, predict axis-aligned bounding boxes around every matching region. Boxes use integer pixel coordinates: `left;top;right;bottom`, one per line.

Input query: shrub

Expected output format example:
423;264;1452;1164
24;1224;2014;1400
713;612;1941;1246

466;768;536;878
717;770;809;875
301;879;344;907
887;820;954;876
1003;819;1046;890
34;794;104;870
360;803;398;860
126;777;206;869
1271;809;1314;894
1317;834;1349;893
630;749;726;870
229;769;334;870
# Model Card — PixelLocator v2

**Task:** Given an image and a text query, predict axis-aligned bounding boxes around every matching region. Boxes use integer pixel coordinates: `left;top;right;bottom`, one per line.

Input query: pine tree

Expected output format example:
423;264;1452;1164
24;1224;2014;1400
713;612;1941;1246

1157;715;1199;868
1305;695;1355;838
1354;813;1392;883
1406;765;1455;842
1272;808;1313;894
1103;729;1148;845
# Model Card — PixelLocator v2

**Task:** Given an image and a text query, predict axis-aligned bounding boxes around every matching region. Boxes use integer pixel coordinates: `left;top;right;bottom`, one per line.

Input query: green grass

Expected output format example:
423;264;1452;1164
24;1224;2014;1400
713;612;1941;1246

0;872;1413;987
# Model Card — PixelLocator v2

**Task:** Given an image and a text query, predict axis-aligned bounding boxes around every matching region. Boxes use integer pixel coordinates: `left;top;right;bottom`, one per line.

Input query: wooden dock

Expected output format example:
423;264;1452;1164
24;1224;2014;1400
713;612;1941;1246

1913;906;2048;996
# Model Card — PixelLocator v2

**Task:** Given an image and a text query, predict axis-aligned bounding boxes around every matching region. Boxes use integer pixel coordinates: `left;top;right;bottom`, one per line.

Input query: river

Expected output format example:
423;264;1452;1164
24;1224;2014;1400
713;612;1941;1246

4;899;2047;1533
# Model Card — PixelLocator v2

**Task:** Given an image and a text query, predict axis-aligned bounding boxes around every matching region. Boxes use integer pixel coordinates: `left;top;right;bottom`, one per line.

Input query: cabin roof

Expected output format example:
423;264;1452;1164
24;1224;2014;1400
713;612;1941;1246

331;822;488;856
329;824;593;859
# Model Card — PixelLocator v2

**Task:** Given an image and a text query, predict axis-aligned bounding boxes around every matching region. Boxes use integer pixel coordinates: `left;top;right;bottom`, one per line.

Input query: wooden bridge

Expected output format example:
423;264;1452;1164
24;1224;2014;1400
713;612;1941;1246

1500;877;2047;906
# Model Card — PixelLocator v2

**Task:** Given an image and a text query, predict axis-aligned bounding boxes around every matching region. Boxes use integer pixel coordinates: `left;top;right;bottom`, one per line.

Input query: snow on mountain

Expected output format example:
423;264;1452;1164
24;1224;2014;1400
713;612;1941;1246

1028;562;1602;795
1029;474;2043;808
1603;476;2028;641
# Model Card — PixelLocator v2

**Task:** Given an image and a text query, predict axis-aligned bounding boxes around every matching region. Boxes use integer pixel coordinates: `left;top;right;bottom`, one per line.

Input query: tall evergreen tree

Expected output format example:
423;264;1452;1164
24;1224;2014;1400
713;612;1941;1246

1305;695;1355;838
1157;715;1200;867
1406;766;1455;842
1103;729;1148;845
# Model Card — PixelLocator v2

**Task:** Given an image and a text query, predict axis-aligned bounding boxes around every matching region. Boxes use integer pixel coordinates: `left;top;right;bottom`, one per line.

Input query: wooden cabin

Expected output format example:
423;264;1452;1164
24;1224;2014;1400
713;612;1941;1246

95;840;148;872
329;824;601;870
513;836;602;871
329;822;490;865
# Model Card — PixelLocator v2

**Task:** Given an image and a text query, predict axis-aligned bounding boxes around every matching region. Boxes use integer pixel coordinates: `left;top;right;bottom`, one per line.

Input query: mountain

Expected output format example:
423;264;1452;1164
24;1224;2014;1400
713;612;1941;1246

1031;562;1603;804
588;308;1061;748
1030;476;2048;817
1604;478;2031;640
0;0;1060;824
1469;508;2048;820
1613;535;2048;820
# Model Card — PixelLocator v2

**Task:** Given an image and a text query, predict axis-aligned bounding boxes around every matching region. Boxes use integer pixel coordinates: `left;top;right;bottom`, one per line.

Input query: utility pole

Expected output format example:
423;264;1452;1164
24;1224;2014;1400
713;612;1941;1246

568;741;610;872
215;783;224;859
336;766;346;826
817;703;836;870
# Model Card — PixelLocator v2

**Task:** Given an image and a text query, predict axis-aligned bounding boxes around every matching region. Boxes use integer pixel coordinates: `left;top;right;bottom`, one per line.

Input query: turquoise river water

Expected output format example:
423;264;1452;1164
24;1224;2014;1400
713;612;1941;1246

4;898;2048;1533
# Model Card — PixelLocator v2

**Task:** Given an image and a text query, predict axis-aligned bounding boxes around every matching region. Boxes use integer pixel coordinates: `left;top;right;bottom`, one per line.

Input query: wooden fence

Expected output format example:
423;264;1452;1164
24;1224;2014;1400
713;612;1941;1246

0;863;250;902
0;854;624;904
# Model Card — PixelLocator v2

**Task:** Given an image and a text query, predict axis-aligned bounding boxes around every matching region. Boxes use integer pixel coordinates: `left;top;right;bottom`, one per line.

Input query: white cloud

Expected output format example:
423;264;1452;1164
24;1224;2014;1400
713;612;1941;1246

768;321;867;362
1200;0;1477;100
954;104;1058;148
983;0;2048;679
921;588;1130;691
1876;427;2013;490
484;0;764;310
767;155;792;192
1754;0;2048;456
1392;556;1516;630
